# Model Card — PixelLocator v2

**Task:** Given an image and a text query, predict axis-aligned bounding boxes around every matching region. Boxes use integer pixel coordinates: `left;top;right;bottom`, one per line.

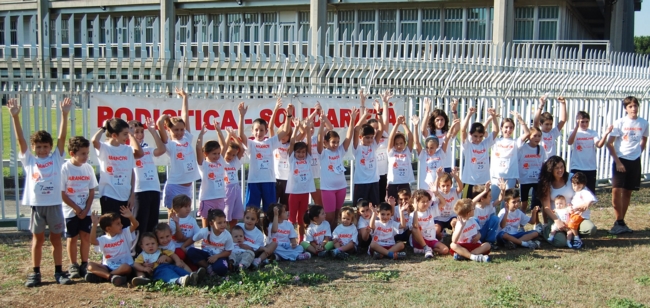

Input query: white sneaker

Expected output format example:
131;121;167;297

534;224;544;234
424;247;434;259
178;275;190;287
413;248;425;254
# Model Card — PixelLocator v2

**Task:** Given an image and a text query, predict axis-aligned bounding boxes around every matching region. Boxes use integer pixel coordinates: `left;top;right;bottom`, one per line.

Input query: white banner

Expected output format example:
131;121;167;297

88;94;406;165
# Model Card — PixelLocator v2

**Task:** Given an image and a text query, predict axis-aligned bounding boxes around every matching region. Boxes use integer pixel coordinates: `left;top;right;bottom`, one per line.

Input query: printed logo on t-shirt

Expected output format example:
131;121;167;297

106;166;114;175
32;172;41;181
136;160;144;168
37;161;53;168
176;152;185;160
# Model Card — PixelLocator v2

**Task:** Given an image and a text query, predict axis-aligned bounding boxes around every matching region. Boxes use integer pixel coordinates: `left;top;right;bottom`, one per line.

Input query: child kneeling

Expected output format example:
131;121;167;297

132;233;205;286
449;199;491;262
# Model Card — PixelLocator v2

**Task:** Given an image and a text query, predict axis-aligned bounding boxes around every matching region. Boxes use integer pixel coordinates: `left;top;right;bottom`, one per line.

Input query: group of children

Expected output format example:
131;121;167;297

8;90;646;288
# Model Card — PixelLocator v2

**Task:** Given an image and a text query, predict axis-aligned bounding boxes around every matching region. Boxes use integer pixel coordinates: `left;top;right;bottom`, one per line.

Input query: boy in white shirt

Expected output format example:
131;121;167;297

567;172;599;248
86;207;139;286
369;202;407;260
450;199;491;262
61;136;99;279
7;98;72;287
471;181;504;247
533;95;567;157
352;109;384;206
356;200;373;251
229;225;256;270
169;195;201;267
497;189;541;250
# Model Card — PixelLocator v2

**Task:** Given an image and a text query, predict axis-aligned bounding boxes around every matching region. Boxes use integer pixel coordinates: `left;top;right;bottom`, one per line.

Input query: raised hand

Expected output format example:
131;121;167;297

273;206;279;216
157;114;169;127
487;108;497;117
510;110;523;120
387;196;396;207
557;96;566;104
396;115;406;125
287;103;295;116
423;97;431;115
292;117;301;128
274;98;283;110
144;117;156;131
451;98;459;112
91;211;100;225
468;107;477;115
213;120;220;131
484;180;491;191
605;125;613;134
360;89;367;106
411;115;420;126
198;124;208;136
539;94;547;107
436;167;445;177
238;102;248;116
175;87;187;97
6;98;20;116
170;211;180;224
60;97;73;114
382;90;393;103
369;202;379;215
451;167;460;178
498;178;507;192
373;100;381;113
120;206;134;218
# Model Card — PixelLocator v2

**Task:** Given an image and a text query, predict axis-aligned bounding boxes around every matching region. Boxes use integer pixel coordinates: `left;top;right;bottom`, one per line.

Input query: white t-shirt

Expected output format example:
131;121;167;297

572;188;597;219
20;149;64;206
357;216;371;230
497;208;531;234
305;221;331;244
332;224;358;246
473;202;496;228
273;142;290;180
319;145;348;190
286;154;316;194
436;190;460;221
236;223;265;250
541;127;561;157
198;158;227;201
233;241;256;254
392;206;410;233
387;148;415;184
461;137;494;185
518;143;547;185
61;161;98;218
353;141;380;184
550;181;575;210
310;136;321;179
164;132;200;184
418;148;446;189
246;136;280;183
490;137;520;180
224;158;242;186
434;129;456;169
610;116;649;160
97;227;134;266
372;220;400;246
456;218;481;244
193;228;234;255
267;220;297;244
169;215;201;248
554;207;570;223
376;135;389;176
134;144;160;192
570;129;599;171
96;142;135;201
409;207;440;241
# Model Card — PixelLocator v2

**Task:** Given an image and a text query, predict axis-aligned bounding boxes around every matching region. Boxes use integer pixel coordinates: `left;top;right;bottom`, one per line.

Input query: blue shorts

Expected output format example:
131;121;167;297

245;182;277;211
162;183;193;209
497;230;539;244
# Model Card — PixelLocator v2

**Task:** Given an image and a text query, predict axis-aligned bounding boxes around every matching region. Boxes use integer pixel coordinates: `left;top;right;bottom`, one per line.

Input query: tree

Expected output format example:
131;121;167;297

635;36;650;54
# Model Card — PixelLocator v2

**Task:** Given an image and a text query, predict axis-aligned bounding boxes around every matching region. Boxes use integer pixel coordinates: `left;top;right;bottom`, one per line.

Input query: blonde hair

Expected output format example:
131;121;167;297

340;206;357;224
453;198;475;218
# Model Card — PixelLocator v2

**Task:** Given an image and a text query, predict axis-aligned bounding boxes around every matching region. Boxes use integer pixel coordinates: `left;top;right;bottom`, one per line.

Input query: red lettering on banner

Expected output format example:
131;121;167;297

327;109;339;127
135;108;152;123
260;109;273;123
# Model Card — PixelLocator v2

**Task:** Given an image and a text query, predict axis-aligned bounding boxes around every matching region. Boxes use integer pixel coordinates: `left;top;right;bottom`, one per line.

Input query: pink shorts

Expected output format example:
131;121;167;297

412;238;439;250
225;183;244;221
198;198;225;218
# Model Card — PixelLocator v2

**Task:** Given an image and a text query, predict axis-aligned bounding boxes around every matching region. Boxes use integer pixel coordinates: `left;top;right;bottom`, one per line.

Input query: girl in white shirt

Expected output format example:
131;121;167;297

353;109;384;206
286;118;316;242
386;115;415;200
300;205;333;257
331;206;359;259
92;117;144;229
195;123;228;228
433;168;463;240
460;107;498;198
422;97;459;173
410;190;449;259
186;209;233;277
223;128;246;229
270;99;298;207
367;90;392;202
318;108;357;229
533;95;567;158
518;127;548;213
236;207;277;269
567;110;612;193
157;88;200;217
450;199;491;262
415;115;460;191
489;111;529;203
265;203;311;261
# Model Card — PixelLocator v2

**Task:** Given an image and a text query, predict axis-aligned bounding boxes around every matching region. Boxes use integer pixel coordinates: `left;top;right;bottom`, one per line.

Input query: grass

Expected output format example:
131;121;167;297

1;188;650;307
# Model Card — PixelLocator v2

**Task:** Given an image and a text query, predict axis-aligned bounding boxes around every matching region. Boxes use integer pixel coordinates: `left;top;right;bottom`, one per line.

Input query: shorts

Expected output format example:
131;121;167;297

497;230;538;244
353;182;380;205
612;157;641;191
367;244;397;255
435;218;456;230
104;261;126;272
519;183;541;208
386;183;411;201
198;198;225;218
275;179;289;205
163;183;193;209
224;183;244;221
245;182;277;211
100;196;130;228
64;215;92;238
30;205;65;234
450;242;490;255
313;178;321;190
394;230;410;243
412;238;439;250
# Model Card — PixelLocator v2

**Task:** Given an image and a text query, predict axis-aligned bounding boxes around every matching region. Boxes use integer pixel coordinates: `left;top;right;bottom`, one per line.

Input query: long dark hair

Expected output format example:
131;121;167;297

536;156;569;200
427;109;449;135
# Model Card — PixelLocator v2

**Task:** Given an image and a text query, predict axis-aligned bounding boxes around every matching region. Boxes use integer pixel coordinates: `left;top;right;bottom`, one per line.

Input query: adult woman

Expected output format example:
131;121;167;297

536;156;597;247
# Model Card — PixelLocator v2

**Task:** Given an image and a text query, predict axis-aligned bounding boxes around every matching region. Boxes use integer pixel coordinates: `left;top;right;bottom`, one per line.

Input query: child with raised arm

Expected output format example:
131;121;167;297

415;113;459;191
518;126;547;214
533;95;567;157
157;88;200;216
567;110;612;193
460;107;498;198
186;209;233;276
305;103;329;206
129;118;166;244
489;111;529;203
7;98;72;287
86;207;139;286
450;199;492;262
331;206;359;259
265;203;311;261
386;115;415;200
367;90;392;201
393;190;412;243
369;202;407;260
238;101;292;211
223;128;246;229
196;122;227;227
422;97;459;173
433;167;463;240
353;109;384;205
497;189;541;250
61;136;99;279
547;195;578;248
318;107;358;229
409;190;449;259
270;98;296;206
471;180;503;247
286;118;316;241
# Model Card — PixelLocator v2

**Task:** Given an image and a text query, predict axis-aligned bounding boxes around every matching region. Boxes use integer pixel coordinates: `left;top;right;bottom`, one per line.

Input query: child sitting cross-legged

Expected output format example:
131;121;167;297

449;199;492;262
301;205;334;257
186;209;234;277
368;202;408;260
131;233;206;287
409;189;450;259
497;188;542;250
330;206;359;259
86;208;138;286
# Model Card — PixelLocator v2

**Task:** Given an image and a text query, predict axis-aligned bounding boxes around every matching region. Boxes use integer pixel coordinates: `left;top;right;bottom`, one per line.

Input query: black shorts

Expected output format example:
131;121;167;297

570;169;597;194
100;196;130;228
394;229;410;243
353;182;380;206
275;179;289;206
386;183;411;202
519;183;541;208
435;218;456;230
65;216;92;238
612;158;641;191
378;174;388;202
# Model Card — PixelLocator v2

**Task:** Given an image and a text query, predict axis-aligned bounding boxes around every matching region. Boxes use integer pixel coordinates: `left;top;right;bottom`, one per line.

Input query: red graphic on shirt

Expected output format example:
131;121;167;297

32;172;41;181
67;187;75;194
576;145;583;151
105;254;112;259
256;153;263;159
623;135;629;142
523;163;529;169
293;169;299;175
360;158;366;166
106;166;114;175
328;165;334;172
176;152;184;160
272;238;278;242
373;235;379;241
275;153;280;159
543;144;548;150
208;172;215;180
393;162;398;169
471;157;477;163
495;152;501;157
224;176;230;184
135;160;144;168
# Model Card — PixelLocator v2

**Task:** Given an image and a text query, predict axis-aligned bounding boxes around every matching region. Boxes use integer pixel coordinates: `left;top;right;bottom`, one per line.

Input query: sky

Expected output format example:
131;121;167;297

636;2;650;36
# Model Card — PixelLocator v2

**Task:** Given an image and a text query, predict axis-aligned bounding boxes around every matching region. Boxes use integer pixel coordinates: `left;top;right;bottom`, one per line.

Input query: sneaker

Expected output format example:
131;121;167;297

572;239;583;249
68;264;81;279
131;276;151;287
453;253;467;261
54;272;72;285
329;249;339;257
206;266;215;276
79;263;88;278
252;258;262;266
621;224;633;234
394;252;407;260
424;247;434;259
524;241;536;250
413;248;425;254
227;259;235;271
373;251;383;259
532;240;541;249
189;271;198;286
489;243;500;251
317;250;328;257
478;255;491;263
84;272;104;283
504;241;517;250
110;275;127;287
196;267;207;282
25;273;41;288
336;252;349;260
609;222;631;235
534;223;544;234
178;275;190;287
297;252;311;260
249;263;260;271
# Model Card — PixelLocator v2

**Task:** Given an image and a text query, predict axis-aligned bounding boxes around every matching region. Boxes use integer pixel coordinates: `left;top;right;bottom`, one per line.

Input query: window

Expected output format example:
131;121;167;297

514;7;534;40
262;13;277;41
338;10;354;40
226;13;241;42
422;9;441;39
538;6;559;40
50;16;69;44
0;17;4;45
358;10;375;38
401;9;418;39
193;14;208;42
178;15;190;42
210;14;222;42
378;10;396;39
327;11;335;42
467;8;487;40
145;16;155;43
299;11;309;41
443;8;463;39
243;13;259;42
74;18;82;44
